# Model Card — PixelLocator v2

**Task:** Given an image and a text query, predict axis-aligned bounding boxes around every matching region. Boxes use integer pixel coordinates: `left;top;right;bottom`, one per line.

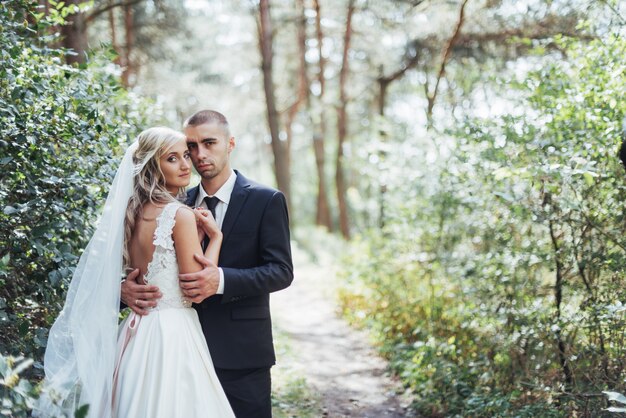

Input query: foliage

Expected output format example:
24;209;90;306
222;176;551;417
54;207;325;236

604;390;626;413
0;351;91;418
0;354;37;417
0;1;163;366
339;35;626;417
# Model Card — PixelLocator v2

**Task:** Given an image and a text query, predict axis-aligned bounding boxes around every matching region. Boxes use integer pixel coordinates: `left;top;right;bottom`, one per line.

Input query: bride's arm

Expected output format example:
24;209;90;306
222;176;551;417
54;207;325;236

175;207;222;303
172;207;206;274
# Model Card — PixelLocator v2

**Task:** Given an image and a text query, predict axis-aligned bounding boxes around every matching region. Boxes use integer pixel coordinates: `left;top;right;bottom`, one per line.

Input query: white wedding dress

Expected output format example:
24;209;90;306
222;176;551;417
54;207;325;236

112;201;235;418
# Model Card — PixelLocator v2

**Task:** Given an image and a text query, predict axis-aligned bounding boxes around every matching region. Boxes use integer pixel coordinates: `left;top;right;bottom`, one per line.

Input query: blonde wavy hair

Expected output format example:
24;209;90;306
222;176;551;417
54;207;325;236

123;127;187;269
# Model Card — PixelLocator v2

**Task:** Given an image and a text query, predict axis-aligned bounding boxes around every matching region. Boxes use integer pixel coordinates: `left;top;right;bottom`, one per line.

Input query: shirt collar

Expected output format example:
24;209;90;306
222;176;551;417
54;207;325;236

196;169;237;206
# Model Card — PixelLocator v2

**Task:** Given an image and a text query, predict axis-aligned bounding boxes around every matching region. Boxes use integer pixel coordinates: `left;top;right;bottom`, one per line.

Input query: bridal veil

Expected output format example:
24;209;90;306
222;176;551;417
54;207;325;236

35;141;138;417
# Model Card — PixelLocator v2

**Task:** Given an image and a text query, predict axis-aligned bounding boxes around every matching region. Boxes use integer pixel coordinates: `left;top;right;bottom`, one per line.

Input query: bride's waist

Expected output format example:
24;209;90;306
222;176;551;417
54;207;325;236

151;295;192;310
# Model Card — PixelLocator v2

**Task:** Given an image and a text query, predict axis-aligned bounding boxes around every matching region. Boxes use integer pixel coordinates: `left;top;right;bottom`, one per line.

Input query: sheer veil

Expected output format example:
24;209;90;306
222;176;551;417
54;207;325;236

35;141;139;417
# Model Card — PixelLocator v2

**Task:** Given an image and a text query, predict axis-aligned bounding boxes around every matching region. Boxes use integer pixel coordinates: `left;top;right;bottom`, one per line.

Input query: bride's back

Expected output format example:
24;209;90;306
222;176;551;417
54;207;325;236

128;202;165;282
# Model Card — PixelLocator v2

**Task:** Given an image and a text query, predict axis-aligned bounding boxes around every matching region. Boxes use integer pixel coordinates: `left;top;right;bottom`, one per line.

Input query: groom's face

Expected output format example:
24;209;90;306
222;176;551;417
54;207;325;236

185;122;234;181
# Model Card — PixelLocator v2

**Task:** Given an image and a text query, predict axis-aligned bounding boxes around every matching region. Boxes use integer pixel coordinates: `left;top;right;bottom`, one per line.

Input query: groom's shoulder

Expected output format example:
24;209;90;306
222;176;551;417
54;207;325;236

238;172;283;199
187;184;200;194
236;171;280;194
184;184;200;206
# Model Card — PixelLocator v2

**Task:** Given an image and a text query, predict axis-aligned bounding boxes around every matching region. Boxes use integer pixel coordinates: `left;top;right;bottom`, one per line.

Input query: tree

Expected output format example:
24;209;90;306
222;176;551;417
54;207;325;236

311;0;333;230
40;0;144;65
59;0;88;64
257;0;292;211
335;0;355;239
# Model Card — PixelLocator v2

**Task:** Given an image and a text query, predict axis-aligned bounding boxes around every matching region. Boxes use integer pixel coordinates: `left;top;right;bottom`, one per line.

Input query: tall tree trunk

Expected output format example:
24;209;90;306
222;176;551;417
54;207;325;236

284;0;308;185
61;0;88;65
544;190;573;391
375;46;419;229
572;225;609;379
312;0;332;230
335;0;355;239
108;7;122;66
121;3;135;87
285;0;308;149
377;72;389;229
258;0;291;210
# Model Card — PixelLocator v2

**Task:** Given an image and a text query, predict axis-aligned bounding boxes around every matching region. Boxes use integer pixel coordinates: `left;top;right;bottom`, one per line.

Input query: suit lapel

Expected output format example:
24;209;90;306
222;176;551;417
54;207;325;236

222;172;251;242
185;185;200;207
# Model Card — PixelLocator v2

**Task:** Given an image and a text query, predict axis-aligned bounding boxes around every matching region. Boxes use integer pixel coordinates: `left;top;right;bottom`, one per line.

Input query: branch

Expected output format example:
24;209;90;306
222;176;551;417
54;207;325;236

429;0;469;104
598;0;626;25
85;0;145;24
377;52;419;85
376;51;419;115
412;13;596;61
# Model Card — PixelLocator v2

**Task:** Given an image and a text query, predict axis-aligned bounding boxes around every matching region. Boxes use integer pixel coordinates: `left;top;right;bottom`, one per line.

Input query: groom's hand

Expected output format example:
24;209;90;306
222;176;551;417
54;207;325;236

121;268;162;316
178;253;220;304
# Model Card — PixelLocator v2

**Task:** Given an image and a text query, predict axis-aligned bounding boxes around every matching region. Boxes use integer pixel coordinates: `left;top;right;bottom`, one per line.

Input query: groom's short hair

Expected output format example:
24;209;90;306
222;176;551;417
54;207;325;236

183;110;231;137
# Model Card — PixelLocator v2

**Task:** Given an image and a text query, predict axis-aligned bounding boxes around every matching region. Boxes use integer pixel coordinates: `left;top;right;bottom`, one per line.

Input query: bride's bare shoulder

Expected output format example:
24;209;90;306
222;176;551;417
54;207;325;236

173;205;195;226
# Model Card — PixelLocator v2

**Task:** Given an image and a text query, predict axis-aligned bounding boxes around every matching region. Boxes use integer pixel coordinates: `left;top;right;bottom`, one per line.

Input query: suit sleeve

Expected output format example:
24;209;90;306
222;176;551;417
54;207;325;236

220;191;293;303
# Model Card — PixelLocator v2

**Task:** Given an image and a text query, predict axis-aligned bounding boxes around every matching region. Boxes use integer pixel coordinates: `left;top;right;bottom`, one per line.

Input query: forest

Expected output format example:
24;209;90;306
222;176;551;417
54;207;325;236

1;0;626;416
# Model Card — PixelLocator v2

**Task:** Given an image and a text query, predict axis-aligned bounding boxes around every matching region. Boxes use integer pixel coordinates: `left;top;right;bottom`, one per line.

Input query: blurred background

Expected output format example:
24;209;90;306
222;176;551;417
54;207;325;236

2;0;626;416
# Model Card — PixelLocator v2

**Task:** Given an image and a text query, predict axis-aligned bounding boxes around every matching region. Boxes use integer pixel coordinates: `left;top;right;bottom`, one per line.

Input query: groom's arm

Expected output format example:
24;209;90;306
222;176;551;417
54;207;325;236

220;191;293;303
120;269;161;315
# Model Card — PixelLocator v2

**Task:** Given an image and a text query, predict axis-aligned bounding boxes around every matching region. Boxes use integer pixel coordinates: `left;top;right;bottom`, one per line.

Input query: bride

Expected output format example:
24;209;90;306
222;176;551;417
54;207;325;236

36;127;235;417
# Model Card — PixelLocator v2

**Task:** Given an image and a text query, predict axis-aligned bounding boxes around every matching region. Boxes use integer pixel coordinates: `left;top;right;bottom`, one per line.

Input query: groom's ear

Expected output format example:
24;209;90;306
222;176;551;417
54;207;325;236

228;137;236;153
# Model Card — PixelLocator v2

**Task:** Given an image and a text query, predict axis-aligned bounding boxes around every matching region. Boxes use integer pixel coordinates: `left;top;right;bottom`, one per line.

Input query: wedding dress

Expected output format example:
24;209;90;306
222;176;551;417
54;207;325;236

113;201;235;418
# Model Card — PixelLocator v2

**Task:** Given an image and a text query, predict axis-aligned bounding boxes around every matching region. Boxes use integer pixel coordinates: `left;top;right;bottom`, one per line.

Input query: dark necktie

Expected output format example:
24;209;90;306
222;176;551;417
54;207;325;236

201;196;220;251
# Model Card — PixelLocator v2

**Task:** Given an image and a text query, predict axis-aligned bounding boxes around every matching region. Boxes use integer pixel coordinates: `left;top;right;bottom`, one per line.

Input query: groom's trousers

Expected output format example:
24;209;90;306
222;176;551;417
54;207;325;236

215;366;272;418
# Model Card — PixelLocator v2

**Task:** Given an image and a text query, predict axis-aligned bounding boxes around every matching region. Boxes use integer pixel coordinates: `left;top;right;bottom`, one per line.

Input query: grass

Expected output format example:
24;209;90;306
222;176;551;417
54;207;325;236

271;325;323;417
272;373;322;418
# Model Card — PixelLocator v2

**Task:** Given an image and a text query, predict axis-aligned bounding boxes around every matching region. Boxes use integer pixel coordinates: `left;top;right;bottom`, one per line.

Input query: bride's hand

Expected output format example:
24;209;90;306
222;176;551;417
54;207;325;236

193;208;221;239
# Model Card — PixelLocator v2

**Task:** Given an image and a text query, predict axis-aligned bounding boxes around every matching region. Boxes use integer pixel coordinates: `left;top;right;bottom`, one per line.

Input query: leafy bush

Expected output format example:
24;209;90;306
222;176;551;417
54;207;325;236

339;36;626;417
0;1;163;365
0;354;38;417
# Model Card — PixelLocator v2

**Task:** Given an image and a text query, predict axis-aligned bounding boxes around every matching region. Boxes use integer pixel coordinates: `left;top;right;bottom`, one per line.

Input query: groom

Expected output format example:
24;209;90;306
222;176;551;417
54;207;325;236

121;109;293;418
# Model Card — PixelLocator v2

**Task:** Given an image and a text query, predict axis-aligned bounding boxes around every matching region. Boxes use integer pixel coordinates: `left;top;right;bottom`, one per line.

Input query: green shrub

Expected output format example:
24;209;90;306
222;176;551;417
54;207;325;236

0;1;164;365
0;354;38;417
340;36;626;417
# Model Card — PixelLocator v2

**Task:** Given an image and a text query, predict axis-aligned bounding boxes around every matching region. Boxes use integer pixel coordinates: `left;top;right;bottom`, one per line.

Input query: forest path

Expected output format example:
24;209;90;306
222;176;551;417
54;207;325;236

272;244;415;417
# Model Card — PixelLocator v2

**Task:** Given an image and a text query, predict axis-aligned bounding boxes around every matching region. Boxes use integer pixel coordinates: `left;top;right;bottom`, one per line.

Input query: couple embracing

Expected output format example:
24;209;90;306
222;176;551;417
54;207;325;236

37;110;293;418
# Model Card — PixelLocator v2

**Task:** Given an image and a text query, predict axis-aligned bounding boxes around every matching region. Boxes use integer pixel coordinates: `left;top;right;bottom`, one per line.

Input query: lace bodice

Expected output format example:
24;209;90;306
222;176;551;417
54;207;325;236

144;201;191;309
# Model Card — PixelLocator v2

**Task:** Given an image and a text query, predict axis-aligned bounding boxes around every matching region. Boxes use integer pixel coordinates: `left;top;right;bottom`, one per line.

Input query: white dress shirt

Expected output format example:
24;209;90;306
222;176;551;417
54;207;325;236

194;169;237;294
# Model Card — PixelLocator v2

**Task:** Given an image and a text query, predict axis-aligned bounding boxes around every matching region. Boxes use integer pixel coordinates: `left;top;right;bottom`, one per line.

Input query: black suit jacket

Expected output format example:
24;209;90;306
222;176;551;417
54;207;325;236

185;171;293;369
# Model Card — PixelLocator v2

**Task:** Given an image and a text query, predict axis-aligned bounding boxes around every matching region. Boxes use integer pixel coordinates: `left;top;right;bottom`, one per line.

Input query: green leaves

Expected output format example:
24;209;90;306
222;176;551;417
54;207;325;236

0;354;37;417
604;391;626;413
74;404;90;418
0;1;162;365
340;35;626;416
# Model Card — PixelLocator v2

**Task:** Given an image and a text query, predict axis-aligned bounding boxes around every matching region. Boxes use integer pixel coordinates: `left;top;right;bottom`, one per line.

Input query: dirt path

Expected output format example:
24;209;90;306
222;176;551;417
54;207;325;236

272;246;415;417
